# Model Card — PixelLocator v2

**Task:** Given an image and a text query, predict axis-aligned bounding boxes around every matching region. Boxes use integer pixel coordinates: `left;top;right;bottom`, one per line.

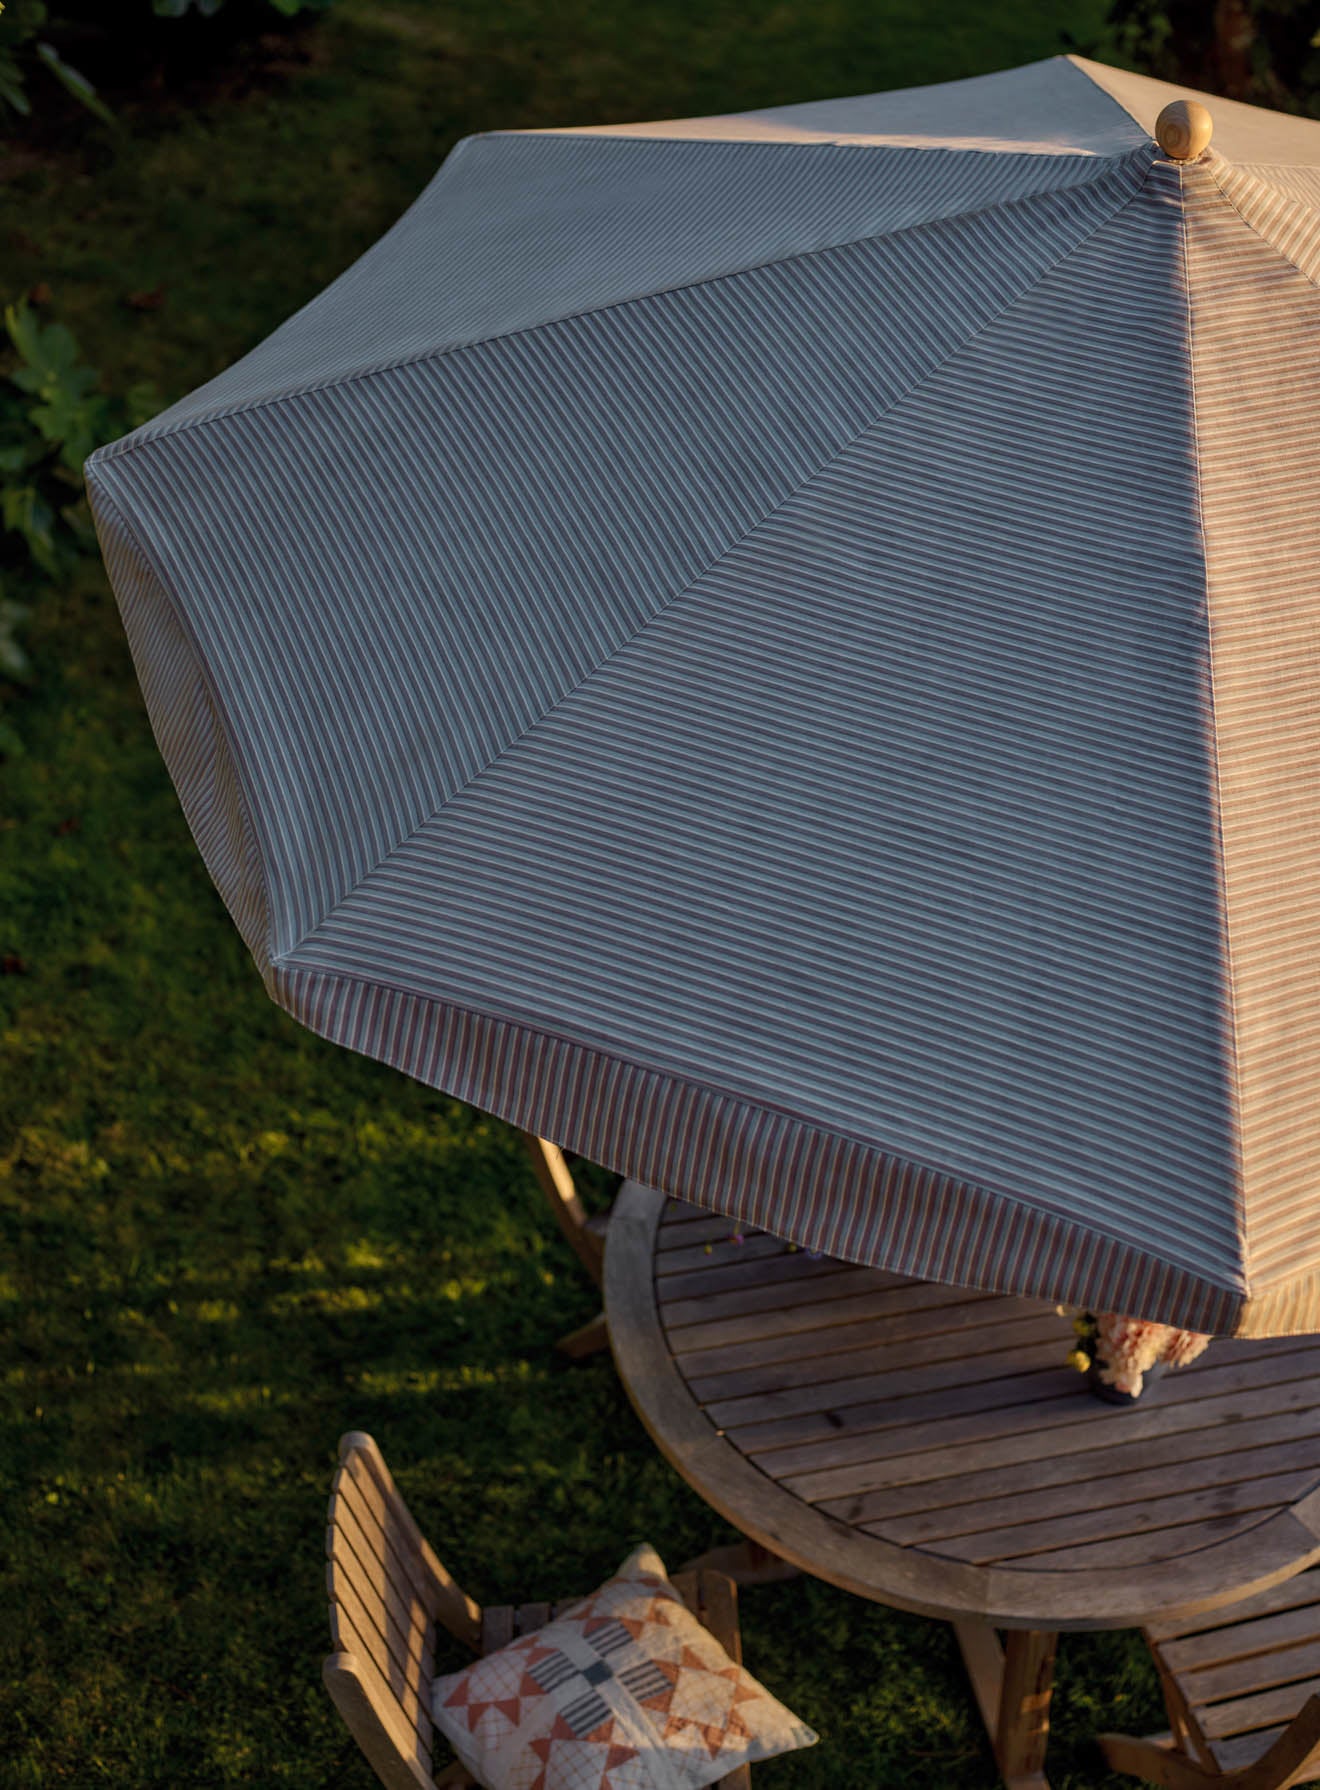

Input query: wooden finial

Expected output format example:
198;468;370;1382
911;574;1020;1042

1155;99;1213;161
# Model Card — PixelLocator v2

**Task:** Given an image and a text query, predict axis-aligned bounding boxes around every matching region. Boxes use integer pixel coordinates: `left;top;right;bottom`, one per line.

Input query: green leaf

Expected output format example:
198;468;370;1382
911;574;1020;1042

4;301;43;367
124;383;160;431
0;442;36;475
0;598;31;681
34;42;114;127
2;483;59;572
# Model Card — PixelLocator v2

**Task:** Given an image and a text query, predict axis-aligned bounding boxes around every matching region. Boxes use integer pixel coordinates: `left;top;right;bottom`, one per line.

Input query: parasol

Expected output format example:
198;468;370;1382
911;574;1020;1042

86;54;1320;1336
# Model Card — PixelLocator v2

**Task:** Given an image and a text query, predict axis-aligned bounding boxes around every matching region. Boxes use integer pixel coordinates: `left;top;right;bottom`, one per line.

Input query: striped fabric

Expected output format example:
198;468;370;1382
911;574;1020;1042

86;56;1320;1335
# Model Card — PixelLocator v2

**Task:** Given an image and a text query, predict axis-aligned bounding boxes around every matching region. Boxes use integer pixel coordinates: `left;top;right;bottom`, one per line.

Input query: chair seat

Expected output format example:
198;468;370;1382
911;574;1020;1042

1102;1567;1320;1788
1150;1568;1320;1778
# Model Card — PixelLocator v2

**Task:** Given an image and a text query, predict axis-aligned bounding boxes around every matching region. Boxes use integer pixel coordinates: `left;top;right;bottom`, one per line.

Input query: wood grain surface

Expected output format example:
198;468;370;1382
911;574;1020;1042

606;1183;1320;1631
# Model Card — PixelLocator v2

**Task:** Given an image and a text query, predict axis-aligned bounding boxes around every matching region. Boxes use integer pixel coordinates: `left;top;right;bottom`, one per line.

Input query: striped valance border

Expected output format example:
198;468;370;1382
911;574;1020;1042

267;960;1302;1336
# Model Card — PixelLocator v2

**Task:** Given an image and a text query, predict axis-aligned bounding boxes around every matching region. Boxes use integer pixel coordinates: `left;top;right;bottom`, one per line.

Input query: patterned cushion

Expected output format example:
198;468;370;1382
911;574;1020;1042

432;1544;817;1789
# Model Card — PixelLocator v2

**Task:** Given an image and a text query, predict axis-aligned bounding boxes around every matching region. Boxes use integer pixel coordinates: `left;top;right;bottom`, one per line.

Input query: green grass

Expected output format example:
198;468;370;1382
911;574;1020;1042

0;2;1168;1783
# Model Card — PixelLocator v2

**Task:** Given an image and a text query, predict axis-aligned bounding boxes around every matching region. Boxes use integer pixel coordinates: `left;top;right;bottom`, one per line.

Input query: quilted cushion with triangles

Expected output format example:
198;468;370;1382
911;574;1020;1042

431;1545;817;1789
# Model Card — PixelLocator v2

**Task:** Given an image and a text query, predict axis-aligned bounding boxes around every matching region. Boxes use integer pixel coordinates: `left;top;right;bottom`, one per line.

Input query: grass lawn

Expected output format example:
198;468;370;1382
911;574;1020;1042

0;2;1168;1783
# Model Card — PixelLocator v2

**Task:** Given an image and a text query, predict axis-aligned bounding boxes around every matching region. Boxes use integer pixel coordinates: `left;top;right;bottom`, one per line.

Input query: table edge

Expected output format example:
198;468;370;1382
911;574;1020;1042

604;1181;1320;1631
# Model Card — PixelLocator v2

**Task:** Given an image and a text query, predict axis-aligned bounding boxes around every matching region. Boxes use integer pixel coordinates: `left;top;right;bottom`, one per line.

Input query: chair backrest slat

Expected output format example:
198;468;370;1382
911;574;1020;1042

328;1555;435;1689
339;1432;481;1651
329;1486;437;1676
322;1654;437;1790
325;1433;484;1790
332;1600;432;1744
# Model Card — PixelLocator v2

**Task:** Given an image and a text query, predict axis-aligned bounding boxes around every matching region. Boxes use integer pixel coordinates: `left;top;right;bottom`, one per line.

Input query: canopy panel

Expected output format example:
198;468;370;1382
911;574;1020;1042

87;57;1320;1333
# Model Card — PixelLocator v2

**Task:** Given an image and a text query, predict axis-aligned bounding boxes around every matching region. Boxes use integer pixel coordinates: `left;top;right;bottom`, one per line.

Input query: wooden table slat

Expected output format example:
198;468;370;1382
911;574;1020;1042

812;1406;1320;1530
989;1512;1276;1574
883;1440;1320;1550
663;1263;1007;1334
656;1233;793;1274
655;1213;757;1249
924;1468;1320;1566
778;1352;1320;1505
606;1181;1320;1639
686;1314;1071;1400
656;1250;856;1304
670;1289;1058;1371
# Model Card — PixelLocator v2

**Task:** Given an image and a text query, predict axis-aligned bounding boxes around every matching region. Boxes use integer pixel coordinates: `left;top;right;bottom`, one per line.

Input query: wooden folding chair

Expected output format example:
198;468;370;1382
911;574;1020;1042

522;1134;611;1358
323;1430;753;1790
1100;1569;1320;1788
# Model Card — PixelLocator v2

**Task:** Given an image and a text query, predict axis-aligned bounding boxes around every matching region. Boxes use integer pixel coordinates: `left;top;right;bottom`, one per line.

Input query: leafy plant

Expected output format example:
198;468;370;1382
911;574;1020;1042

0;0;113;124
0;301;154;734
1101;0;1320;114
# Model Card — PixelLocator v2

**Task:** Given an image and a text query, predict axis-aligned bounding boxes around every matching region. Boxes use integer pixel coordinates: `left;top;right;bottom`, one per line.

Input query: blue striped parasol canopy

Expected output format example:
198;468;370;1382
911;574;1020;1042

88;55;1320;1337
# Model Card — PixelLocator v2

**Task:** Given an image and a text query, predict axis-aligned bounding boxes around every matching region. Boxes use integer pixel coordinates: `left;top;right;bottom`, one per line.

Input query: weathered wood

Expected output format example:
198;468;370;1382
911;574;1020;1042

1181;1636;1320;1708
693;1328;1070;1413
337;1433;482;1652
817;1408;1320;1532
556;1309;610;1360
604;1182;1320;1633
1103;1696;1320;1787
660;1248;853;1304
322;1655;436;1790
328;1549;435;1686
955;1621;1007;1750
661;1254;857;1317
735;1353;1320;1478
1151;1575;1320;1645
1166;1606;1320;1680
1199;1680;1320;1742
997;1630;1056;1789
331;1600;431;1742
327;1430;760;1790
523;1133;606;1285
884;1446;1320;1560
691;1338;1074;1417
678;1539;802;1587
671;1288;1054;1375
481;1605;515;1654
332;1465;435;1608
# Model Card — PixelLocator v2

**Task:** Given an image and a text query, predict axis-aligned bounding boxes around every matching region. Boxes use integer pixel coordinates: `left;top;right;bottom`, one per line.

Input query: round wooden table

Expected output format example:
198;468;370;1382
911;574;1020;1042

604;1183;1320;1790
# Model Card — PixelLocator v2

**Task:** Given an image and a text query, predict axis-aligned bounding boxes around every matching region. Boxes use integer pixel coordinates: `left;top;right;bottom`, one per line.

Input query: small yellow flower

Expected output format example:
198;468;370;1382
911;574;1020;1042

1065;1348;1092;1372
1072;1316;1092;1336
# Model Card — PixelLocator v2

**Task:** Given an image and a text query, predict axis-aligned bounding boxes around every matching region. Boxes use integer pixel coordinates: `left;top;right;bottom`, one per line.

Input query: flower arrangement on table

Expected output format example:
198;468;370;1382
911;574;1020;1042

1064;1311;1213;1402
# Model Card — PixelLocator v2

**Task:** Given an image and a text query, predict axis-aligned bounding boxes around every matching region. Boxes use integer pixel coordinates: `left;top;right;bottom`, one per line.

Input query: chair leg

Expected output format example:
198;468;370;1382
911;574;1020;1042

677;1538;802;1585
1098;1733;1222;1788
1102;1691;1320;1790
523;1134;605;1285
556;1310;610;1360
